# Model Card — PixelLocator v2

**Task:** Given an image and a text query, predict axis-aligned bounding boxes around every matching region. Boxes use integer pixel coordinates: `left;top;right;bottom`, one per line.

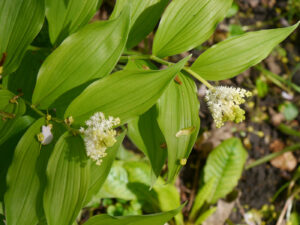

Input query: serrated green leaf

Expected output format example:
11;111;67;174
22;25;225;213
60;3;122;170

153;0;232;57
32;6;131;109
111;0;169;49
4;118;45;225
157;72;200;182
204;138;248;203
191;23;300;81
0;0;44;75
65;57;190;125
84;205;183;225
46;0;101;44
190;178;215;221
194;207;217;225
85;131;126;205
43;132;90;225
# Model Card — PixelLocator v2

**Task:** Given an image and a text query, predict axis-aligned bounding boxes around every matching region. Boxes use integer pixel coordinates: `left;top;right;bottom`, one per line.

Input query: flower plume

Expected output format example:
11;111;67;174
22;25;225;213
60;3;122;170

205;86;252;128
80;112;120;165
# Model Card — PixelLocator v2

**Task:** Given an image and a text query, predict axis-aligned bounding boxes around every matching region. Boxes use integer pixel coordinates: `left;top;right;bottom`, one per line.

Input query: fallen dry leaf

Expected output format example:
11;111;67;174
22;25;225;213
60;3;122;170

203;200;235;225
270;152;297;172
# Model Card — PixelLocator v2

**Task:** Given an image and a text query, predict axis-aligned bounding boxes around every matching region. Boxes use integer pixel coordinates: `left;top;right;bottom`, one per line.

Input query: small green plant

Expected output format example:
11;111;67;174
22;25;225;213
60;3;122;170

0;0;299;225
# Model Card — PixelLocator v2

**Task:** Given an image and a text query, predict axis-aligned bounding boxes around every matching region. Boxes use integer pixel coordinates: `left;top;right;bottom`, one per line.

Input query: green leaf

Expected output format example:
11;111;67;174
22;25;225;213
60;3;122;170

32;6;131;109
156;72;200;182
3;50;49;101
43;133;90;225
128;107;167;180
153;0;232;57
98;160;184;223
289;212;300;225
85;131;126;205
46;0;101;44
279;102;299;121
126;59;166;181
194;207;217;225
111;0;169;49
84;205;183;225
0;116;35;201
191;23;300;81
0;0;44;75
204;138;248;203
4;118;45;225
0;90;26;145
65;56;190;125
0;115;35;146
190;178;215;221
256;77;269;98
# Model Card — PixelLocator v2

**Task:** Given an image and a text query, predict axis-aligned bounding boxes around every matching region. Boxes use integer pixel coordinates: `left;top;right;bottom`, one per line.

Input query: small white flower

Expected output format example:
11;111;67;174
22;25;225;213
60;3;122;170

38;124;53;145
80;112;120;165
205;86;252;128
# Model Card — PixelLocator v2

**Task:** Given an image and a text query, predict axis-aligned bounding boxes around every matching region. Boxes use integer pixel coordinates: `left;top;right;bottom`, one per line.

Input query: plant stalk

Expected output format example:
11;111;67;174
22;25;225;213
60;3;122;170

246;143;300;170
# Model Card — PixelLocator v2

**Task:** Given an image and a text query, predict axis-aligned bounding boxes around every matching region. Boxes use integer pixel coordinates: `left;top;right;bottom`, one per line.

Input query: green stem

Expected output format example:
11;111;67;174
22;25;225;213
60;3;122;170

120;54;213;89
149;55;172;66
246;143;300;170
183;67;214;90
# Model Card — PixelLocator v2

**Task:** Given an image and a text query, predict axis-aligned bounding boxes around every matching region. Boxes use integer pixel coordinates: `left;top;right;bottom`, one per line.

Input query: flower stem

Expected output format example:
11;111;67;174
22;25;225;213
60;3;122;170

183;67;214;90
245;143;300;170
120;54;213;89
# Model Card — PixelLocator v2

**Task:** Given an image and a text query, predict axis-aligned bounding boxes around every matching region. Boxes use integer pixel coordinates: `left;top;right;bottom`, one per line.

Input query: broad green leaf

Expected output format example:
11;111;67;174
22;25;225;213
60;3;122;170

46;0;101;44
0;0;44;75
32;6;131;109
191;23;300;81
43;133;90;225
126;59;166;180
111;0;169;49
128;107;167;180
65;57;190;125
153;0;232;57
0;90;26;121
100;161;137;200
4;119;45;225
204;138;248;203
0;116;35;201
157;72;200;182
3;50;49;101
98;160;184;224
85;131;126;205
190;178;215;221
0;90;26;145
84;206;183;225
0;116;34;146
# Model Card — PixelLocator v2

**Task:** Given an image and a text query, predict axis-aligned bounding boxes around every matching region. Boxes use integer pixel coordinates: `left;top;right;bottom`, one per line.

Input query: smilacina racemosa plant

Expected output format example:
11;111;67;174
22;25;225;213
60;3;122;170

0;0;299;225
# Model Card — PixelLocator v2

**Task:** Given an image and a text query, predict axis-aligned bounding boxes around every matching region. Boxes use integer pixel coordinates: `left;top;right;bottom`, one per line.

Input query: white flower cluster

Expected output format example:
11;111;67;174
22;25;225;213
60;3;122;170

80;112;120;165
205;86;252;128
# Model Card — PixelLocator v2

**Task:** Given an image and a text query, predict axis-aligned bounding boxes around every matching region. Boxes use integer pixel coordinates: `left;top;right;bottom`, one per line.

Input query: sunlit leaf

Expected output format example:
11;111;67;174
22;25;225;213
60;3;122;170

191;23;299;81
65;57;189;125
157;72;200;182
153;0;232;57
204;138;248;203
43;132;90;225
0;0;44;75
32;6;131;109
